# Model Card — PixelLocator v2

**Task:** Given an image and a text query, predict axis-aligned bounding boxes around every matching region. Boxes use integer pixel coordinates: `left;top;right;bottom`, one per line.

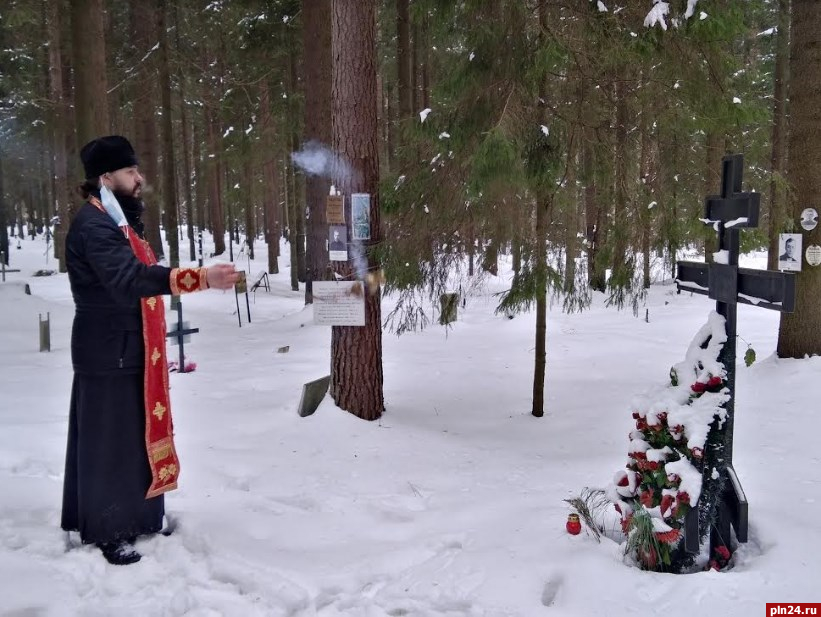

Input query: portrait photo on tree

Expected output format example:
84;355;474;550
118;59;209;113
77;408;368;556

328;225;348;261
778;233;802;272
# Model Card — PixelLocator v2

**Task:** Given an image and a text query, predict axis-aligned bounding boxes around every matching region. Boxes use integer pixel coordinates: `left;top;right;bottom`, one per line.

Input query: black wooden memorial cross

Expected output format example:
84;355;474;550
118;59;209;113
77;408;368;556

0;251;21;282
166;298;199;374
675;153;796;554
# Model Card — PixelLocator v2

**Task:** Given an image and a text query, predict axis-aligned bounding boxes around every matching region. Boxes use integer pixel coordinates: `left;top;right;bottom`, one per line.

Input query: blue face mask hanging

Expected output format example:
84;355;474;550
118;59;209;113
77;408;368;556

100;184;128;228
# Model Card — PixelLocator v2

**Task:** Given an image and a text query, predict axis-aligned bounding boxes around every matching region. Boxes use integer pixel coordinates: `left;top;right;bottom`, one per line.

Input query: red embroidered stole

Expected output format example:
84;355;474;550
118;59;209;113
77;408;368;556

86;195;191;498
126;232;181;498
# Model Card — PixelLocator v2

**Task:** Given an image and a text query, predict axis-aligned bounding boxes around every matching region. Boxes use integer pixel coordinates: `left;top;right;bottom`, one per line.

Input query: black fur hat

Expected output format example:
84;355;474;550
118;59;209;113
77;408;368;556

80;135;139;179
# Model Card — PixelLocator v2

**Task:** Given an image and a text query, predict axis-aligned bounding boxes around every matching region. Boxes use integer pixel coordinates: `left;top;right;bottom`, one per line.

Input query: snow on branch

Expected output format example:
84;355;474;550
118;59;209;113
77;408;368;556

644;0;701;31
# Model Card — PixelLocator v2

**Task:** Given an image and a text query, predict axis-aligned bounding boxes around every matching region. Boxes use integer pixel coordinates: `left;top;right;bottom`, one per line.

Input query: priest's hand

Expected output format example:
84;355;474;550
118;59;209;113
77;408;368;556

206;264;240;290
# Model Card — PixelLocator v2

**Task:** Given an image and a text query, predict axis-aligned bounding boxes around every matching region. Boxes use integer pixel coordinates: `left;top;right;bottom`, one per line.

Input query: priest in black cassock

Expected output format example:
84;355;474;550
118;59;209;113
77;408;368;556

61;136;239;565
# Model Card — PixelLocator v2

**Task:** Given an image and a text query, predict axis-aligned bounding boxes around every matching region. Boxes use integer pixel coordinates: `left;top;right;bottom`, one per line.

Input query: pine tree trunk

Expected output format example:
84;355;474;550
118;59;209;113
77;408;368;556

243;147;255;261
641;218;651;288
481;241;498;275
267;158;281;274
396;0;412;120
193;120;207;245
777;0;821;358
281;162;289;243
420;14;430;110
564;187;579;294
41;147;51;241
584;128;605;291
383;72;394;173
131;0;163;258
611;75;630;290
288;47;307;285
533;194;547;418
287;158;299;291
330;0;384;420
174;4;196;263
158;1;178;268
532;0;550;418
640;107;653;289
259;80;280;274
206;108;226;256
303;0;332;303
391;0;410;168
47;0;70;272
180;99;195;262
263;157;280;274
60;35;79;184
660;128;680;280
768;0;790;272
411;23;419;113
34;5;51;241
0;151;7;265
25;186;34;239
575;12;606;292
563;128;579;294
468;222;475;276
376;67;386;173
70;0;109;148
704;131;723;262
511;240;521;275
35;152;46;236
296;177;306;280
224;163;235;248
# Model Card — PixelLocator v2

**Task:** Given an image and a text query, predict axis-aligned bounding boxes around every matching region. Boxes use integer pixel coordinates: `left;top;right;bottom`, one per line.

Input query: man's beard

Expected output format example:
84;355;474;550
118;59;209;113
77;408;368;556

113;188;145;235
113;188;143;211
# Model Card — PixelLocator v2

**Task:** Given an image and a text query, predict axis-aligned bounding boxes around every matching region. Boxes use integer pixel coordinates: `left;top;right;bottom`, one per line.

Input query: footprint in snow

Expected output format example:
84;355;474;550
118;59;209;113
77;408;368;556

542;574;564;607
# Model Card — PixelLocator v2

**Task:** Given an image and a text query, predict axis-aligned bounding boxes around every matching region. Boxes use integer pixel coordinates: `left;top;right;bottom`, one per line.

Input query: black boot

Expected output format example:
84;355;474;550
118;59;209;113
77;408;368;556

160;515;176;537
98;540;141;565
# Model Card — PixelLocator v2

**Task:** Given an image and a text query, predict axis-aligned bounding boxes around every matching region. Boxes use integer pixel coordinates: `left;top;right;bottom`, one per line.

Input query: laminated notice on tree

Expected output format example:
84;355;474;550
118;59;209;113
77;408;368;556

312;281;366;326
326;195;345;225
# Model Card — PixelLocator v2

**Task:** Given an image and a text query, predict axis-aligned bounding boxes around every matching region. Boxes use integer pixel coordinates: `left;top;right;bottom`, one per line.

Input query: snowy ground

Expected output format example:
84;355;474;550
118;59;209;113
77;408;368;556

1;232;819;616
